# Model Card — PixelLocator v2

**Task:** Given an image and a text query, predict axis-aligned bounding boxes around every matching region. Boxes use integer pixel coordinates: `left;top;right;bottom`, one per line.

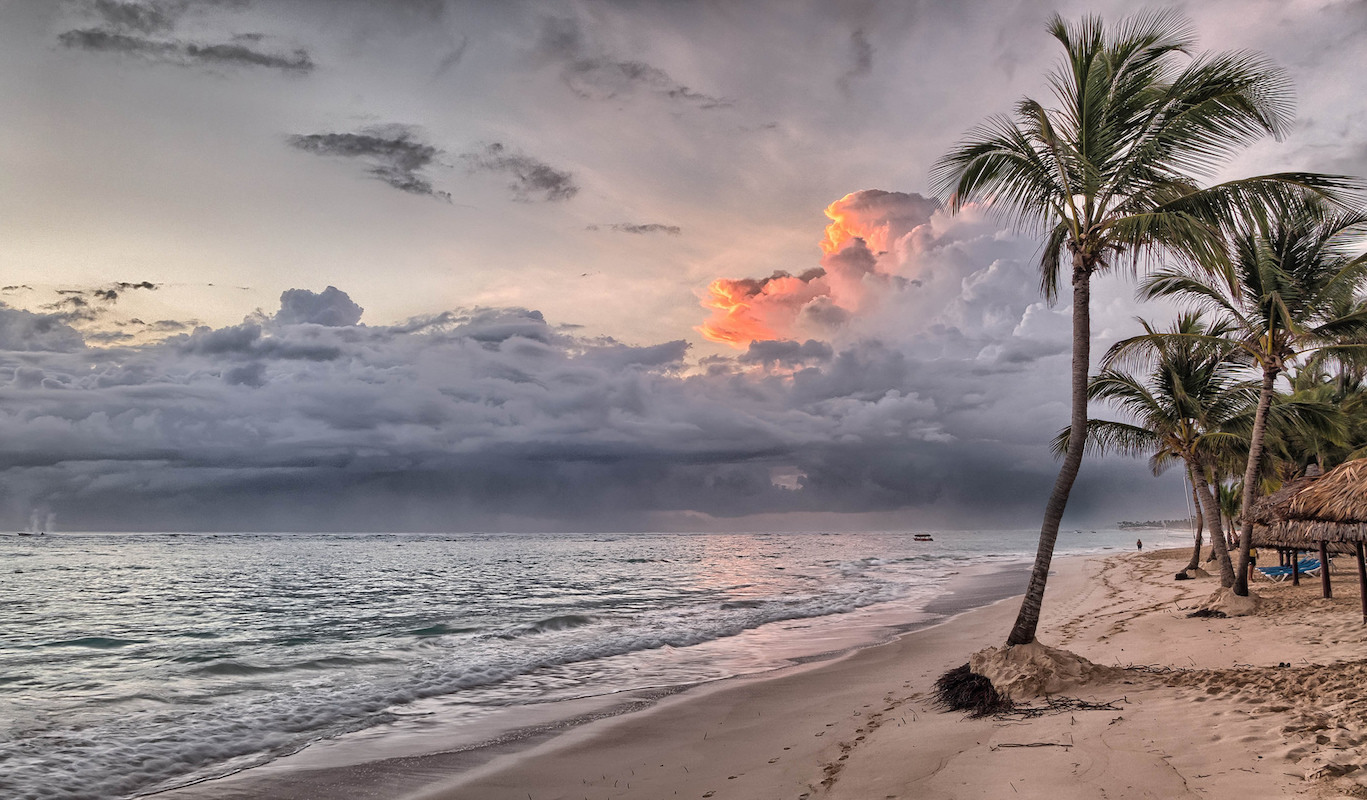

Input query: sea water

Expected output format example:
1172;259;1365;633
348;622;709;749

0;528;1189;799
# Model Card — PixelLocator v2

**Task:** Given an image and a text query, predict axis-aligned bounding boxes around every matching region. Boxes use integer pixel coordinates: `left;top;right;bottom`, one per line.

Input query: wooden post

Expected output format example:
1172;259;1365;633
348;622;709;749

1356;542;1366;625
1320;540;1332;599
1293;550;1301;586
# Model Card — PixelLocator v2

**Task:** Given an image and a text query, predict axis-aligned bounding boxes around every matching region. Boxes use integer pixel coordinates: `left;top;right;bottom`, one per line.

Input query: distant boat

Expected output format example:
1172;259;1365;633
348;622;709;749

913;534;934;542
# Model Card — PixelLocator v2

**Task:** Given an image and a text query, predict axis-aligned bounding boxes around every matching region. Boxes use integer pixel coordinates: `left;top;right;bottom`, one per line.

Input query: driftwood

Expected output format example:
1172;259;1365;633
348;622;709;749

993;696;1124;721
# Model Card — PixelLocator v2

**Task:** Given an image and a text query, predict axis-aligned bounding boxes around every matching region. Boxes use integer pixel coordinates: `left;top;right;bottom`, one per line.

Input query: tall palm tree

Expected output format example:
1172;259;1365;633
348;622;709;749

1056;313;1249;586
1141;200;1367;595
930;10;1345;645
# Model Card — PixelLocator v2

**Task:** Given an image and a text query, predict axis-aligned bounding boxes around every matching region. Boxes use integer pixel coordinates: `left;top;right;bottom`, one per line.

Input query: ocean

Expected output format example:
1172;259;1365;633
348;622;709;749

0;528;1189;800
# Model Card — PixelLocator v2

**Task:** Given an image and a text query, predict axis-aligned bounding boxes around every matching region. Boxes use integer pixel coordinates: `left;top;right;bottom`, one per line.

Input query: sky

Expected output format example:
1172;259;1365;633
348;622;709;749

2;0;1365;532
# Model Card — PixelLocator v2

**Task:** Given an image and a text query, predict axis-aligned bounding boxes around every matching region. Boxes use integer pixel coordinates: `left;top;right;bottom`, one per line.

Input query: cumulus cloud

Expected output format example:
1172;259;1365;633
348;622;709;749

290;127;450;201
461;142;578;202
699;189;940;346
0;306;87;353
276;286;365;327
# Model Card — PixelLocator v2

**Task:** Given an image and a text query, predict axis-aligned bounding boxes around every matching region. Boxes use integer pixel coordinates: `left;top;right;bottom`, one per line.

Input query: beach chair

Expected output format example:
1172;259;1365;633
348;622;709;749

1256;558;1321;582
1257;564;1294;581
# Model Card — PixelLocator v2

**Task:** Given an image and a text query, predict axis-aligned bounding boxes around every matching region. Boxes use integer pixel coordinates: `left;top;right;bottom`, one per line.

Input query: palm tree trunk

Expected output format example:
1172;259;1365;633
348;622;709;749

1192;464;1235;586
1233;365;1278;596
1005;262;1090;647
1207;504;1221;562
1184;465;1203;573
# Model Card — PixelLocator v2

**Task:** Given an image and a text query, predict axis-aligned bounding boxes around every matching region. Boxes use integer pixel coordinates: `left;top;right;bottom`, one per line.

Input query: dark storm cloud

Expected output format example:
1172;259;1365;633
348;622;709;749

0;265;1088;533
0;264;1174;532
461;142;578;202
588;223;682;236
0;281;1049;531
534;16;729;109
289;128;451;201
58;28;315;73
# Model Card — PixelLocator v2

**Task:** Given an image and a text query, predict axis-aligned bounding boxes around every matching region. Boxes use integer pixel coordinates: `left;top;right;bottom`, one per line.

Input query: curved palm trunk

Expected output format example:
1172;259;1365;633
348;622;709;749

1191;464;1235;586
1006;264;1090;647
1233;365;1278;596
1207;503;1222;562
1184;466;1203;573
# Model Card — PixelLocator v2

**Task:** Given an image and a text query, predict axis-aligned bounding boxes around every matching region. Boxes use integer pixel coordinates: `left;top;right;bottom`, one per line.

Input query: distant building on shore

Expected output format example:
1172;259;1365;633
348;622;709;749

1118;518;1198;530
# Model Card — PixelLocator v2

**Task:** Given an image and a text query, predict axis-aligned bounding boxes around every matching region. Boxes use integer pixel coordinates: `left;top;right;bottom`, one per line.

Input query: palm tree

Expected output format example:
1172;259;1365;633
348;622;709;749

1056;313;1249;586
1282;353;1367;469
1141;199;1367;595
930;10;1345;645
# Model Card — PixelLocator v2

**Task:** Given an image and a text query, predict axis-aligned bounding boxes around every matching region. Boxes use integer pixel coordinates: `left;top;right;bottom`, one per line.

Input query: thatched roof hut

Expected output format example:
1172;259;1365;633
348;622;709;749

1243;459;1367;611
1246;475;1318;528
1265;459;1367;545
1246;473;1327;549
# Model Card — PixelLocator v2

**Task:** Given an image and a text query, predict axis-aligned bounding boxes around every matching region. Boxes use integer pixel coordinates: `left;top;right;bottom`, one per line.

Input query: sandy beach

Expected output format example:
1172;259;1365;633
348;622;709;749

153;546;1367;800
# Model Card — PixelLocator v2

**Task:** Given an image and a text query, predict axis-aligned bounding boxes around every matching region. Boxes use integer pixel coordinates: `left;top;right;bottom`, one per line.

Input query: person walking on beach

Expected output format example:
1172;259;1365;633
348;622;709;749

1136;538;1143;551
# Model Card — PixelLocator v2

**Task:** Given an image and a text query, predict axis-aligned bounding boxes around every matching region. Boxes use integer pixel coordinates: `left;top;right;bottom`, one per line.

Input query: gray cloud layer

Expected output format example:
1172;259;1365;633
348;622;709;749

0;207;1177;533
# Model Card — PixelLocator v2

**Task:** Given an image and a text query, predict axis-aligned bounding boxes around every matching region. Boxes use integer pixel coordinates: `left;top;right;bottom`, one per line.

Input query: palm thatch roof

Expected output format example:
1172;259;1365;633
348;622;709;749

1245;475;1318;526
1251;459;1367;546
1287;459;1367;523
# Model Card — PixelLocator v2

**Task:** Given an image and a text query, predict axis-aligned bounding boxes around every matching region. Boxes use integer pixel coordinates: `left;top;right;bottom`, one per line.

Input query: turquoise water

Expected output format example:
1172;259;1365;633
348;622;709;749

0;528;1188;799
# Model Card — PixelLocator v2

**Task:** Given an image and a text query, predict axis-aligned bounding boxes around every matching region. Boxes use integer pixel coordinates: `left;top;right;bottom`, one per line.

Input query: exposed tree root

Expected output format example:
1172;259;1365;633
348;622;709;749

933;663;1014;717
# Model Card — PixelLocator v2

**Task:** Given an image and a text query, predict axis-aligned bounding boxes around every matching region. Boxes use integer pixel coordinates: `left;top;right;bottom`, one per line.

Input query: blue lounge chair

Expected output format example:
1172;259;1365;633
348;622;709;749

1257;558;1321;582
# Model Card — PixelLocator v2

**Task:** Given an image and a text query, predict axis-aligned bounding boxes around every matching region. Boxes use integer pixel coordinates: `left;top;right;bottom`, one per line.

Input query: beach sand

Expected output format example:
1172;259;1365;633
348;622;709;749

160;548;1367;799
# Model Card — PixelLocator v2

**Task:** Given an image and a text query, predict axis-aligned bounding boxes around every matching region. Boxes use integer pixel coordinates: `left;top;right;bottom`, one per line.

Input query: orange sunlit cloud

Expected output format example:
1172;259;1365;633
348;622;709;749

698;190;941;348
698;270;825;345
